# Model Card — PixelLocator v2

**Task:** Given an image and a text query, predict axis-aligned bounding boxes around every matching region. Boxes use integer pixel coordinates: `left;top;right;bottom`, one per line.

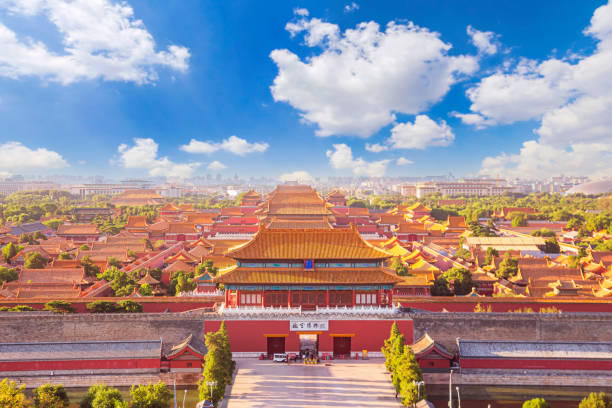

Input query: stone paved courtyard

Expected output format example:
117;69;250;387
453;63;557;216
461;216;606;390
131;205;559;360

225;359;404;408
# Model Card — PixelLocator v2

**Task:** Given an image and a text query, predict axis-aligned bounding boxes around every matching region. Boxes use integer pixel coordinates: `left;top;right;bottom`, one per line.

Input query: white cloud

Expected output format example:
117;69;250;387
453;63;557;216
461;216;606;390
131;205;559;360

477;1;612;178
459;58;574;126
0;0;189;84
326;144;390;177
480;140;612;179
207;161;227;171
279;170;313;183
344;2;359;13
388;115;454;149
293;8;309;17
270;13;478;137
180;136;269;156
365;143;388;153
0;141;68;170
116;138;200;179
396;157;413;166
467;25;498;55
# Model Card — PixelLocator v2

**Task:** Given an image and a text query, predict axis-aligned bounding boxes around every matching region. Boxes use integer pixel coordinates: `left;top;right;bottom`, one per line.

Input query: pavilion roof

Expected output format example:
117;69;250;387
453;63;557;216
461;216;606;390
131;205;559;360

411;333;454;359
19;268;87;285
56;224;99;235
126;216;148;228
167;334;205;359
242;189;262;199
166;222;198;234
185;213;216;224
137;271;160;285
226;226;391;260
410;259;440;272
163;260;195;273
267;218;332;229
326;189;346;199
214;266;402;285
407;203;431;212
395;223;427;234
445;216;468;229
160;203;180;212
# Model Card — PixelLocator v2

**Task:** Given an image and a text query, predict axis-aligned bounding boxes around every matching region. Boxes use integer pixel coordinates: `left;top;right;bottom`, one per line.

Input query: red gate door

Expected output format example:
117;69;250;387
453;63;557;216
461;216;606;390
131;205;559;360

333;337;351;357
267;337;285;357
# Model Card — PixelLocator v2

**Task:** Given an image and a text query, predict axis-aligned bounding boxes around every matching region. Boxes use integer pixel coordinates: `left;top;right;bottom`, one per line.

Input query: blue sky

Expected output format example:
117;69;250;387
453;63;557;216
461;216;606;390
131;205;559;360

0;0;611;181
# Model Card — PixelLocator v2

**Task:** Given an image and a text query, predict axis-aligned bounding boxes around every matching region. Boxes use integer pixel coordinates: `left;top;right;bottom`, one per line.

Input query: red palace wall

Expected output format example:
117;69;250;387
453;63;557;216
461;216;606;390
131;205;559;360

459;358;612;371
205;319;413;355
399;298;612;313
0;358;160;372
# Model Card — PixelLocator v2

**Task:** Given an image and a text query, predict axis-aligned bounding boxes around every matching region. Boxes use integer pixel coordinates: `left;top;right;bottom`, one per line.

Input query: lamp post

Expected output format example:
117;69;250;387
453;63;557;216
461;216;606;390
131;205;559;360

182;389;187;408
206;380;217;402
448;369;453;408
413;380;425;400
455;386;461;408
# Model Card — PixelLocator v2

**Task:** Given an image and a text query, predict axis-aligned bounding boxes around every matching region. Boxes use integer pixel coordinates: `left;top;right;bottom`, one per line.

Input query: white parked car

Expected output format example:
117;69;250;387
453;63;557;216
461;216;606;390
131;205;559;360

273;353;287;362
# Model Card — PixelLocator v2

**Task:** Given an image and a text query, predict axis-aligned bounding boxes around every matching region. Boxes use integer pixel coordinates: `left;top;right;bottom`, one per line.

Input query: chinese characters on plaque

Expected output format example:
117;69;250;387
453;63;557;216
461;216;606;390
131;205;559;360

289;320;329;331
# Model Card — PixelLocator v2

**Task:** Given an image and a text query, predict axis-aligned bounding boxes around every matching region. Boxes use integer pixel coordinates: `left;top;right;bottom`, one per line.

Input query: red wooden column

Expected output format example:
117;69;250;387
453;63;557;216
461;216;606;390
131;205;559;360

288;289;292;307
351;289;356;307
325;290;330;307
236;290;241;307
225;289;230;306
387;289;393;306
261;290;266;307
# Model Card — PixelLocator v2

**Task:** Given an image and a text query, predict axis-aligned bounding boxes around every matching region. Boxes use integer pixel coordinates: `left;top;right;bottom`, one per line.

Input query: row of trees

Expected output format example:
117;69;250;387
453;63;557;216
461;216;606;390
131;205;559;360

0;379;172;407
198;322;234;406
0;300;143;314
381;322;425;407
523;392;610;408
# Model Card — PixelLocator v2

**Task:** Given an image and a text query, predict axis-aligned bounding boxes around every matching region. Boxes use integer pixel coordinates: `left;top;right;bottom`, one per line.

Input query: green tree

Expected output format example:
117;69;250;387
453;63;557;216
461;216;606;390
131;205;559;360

531;228;556;237
42;219;63;231
522;398;551;408
496;252;519;279
484;247;499;265
198;324;233;406
579;392;611;408
512;213;528;227
106;257;122;269
0;266;18;284
79;244;90;251
86;301;120;313
33;384;69;408
117;300;143;313
2;242;23;263
139;283;153;296
391;257;409;276
431;267;473;296
10;305;36;312
33;231;46;241
24;252;48;269
43;300;76;314
0;378;29;408
80;256;101;278
129;382;171;408
544;238;560;253
58;253;71;260
79;384;124;408
382;321;401;370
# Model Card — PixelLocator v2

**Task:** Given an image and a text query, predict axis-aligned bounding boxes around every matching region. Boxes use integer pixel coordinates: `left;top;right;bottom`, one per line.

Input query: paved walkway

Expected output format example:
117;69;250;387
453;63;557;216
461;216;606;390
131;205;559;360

226;359;404;408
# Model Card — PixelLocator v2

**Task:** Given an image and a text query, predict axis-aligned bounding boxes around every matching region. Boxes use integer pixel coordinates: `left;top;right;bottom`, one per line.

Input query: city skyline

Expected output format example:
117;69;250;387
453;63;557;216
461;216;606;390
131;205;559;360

1;0;611;182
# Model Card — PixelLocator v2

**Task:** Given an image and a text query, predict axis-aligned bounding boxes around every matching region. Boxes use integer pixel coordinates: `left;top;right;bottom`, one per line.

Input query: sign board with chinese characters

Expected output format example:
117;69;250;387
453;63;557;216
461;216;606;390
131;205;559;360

289;320;329;331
